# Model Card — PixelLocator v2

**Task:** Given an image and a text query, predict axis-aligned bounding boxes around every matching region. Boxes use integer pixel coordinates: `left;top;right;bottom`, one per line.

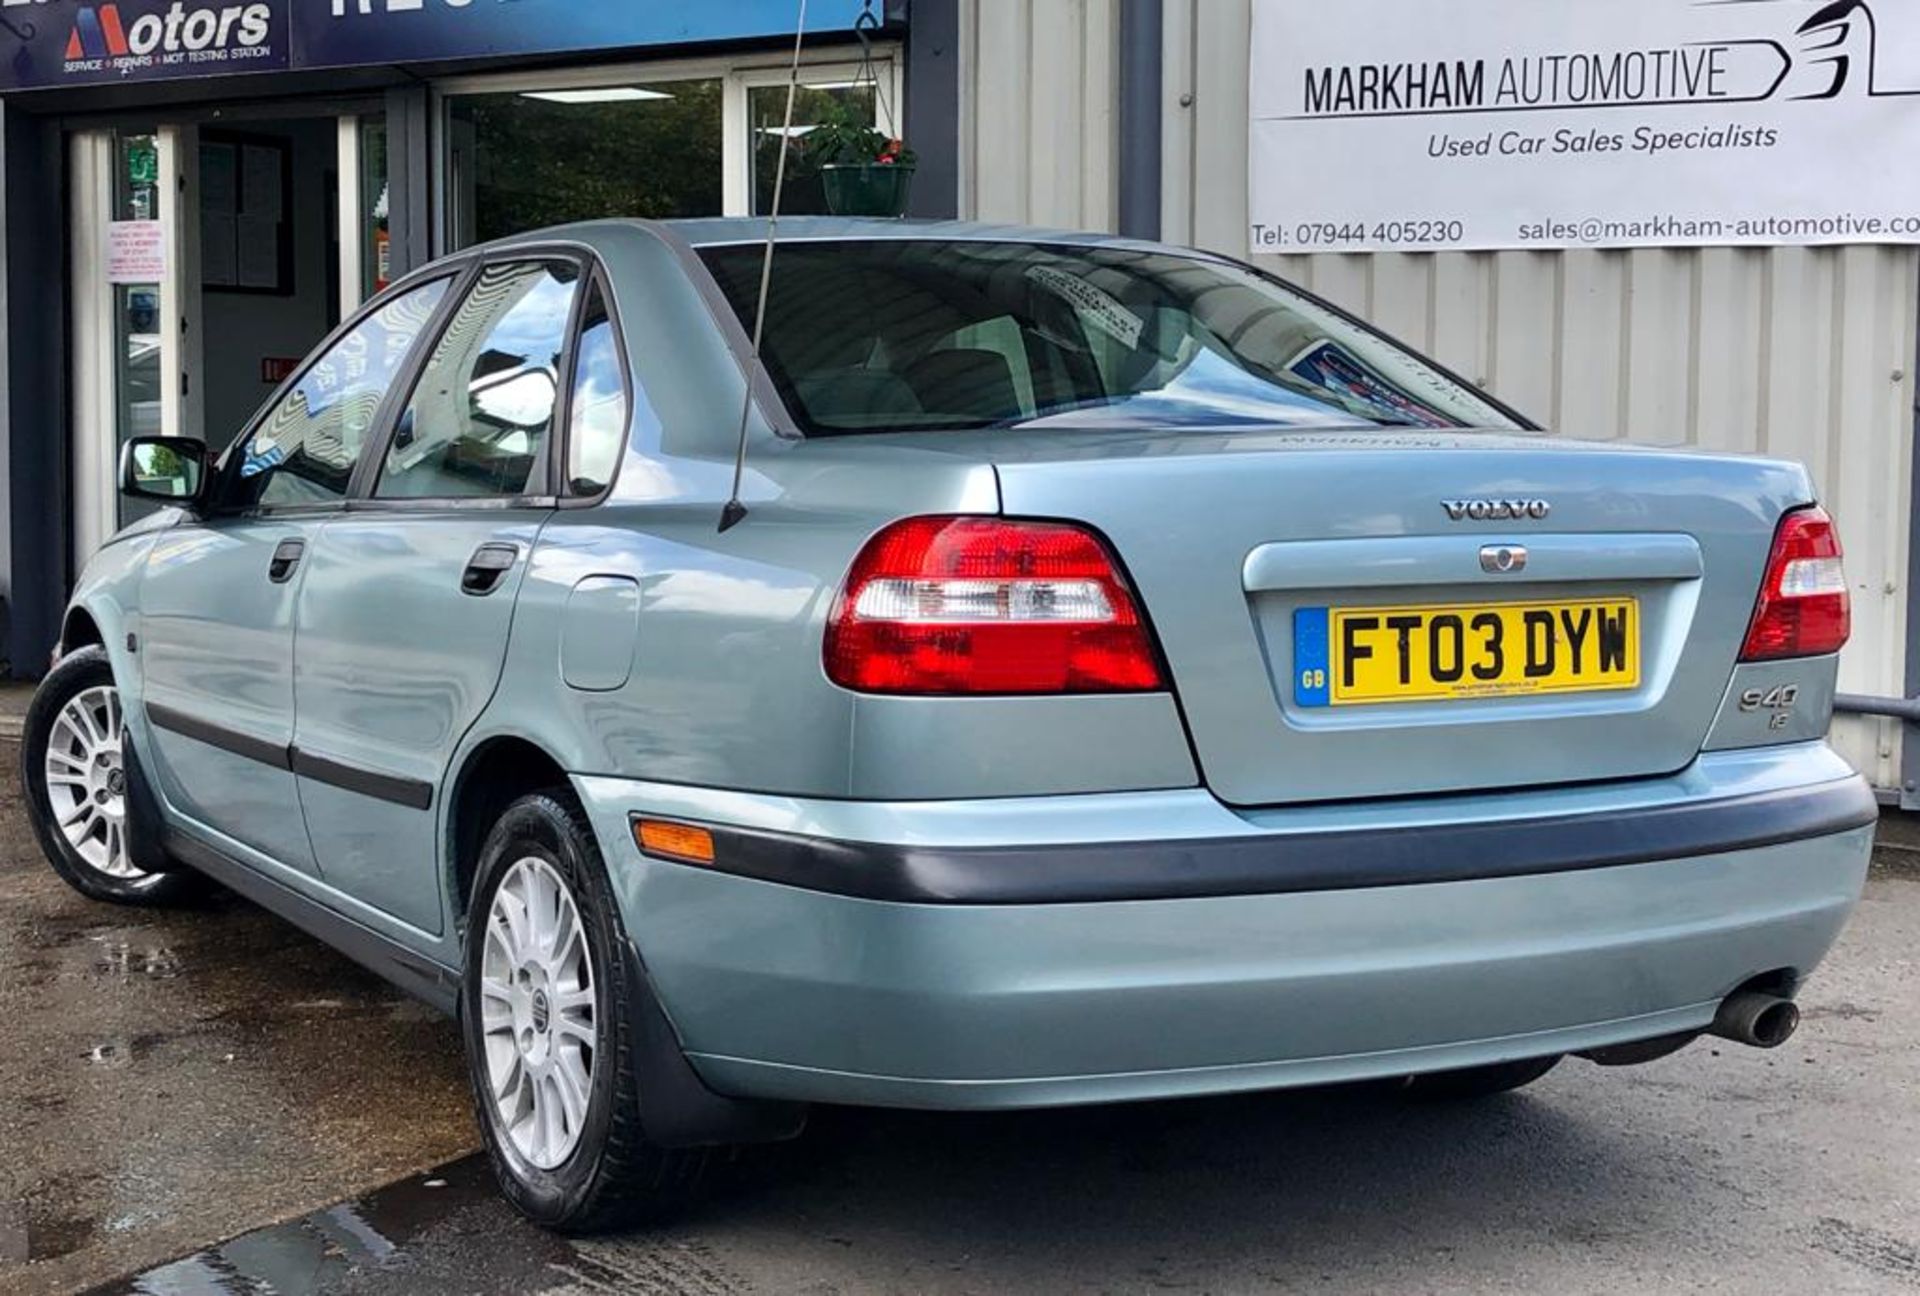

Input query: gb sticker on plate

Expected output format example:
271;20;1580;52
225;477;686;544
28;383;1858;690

1294;607;1332;707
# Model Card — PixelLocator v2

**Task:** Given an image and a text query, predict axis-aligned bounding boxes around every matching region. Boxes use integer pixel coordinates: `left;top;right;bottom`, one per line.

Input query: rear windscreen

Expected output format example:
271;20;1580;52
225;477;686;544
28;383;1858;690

697;240;1521;436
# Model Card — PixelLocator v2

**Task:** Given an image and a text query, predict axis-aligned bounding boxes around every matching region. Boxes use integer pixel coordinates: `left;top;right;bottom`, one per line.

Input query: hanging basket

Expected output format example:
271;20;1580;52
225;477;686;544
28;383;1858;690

820;163;916;218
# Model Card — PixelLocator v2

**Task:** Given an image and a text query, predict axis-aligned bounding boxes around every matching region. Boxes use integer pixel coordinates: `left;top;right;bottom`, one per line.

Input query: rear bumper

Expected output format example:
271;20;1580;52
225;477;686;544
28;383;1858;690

573;743;1874;1110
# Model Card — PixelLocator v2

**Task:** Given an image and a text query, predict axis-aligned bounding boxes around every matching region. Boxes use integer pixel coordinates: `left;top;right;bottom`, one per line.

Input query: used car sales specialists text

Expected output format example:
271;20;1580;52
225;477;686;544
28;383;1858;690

1428;123;1777;159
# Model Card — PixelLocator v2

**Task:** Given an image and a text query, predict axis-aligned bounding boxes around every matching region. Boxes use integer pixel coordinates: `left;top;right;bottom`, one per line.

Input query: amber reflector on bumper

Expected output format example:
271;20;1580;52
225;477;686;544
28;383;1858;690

634;820;716;865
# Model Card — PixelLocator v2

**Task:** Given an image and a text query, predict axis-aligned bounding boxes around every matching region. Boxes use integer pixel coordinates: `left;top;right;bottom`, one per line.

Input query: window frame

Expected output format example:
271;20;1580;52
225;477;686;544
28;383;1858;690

430;47;900;248
555;264;634;510
208;265;469;520
347;243;598;513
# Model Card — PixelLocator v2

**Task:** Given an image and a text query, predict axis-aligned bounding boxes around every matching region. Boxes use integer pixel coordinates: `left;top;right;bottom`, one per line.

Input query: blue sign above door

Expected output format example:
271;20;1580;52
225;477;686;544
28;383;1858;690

293;0;879;73
0;0;889;92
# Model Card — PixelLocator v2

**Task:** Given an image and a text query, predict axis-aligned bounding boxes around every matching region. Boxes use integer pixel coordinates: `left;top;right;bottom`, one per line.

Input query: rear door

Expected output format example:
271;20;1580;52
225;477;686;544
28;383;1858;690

138;275;454;872
291;257;585;934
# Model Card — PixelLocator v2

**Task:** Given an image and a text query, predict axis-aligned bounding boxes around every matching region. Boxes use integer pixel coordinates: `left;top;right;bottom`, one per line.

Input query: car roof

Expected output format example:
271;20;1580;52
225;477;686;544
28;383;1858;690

483;216;1190;259
656;217;1154;249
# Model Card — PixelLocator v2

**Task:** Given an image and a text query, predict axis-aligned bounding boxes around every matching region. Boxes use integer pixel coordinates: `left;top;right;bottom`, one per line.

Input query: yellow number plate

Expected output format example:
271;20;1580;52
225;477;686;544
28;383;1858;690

1293;598;1640;707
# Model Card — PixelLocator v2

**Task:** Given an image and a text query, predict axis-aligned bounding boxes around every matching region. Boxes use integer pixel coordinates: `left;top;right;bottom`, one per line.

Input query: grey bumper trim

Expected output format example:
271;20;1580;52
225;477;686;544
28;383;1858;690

640;774;1879;905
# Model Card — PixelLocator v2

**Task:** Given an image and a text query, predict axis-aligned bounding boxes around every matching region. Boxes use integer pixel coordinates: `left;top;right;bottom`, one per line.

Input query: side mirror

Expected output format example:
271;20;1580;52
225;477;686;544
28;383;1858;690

120;437;210;508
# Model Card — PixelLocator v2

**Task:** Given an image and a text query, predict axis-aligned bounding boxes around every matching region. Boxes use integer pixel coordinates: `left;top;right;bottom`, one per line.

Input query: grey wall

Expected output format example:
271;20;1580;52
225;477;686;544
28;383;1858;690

199;118;338;452
2;104;68;677
904;0;959;220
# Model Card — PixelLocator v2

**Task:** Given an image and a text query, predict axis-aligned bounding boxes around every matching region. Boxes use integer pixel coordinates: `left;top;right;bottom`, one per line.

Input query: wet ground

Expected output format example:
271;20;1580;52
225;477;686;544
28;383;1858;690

3;732;1919;1294
0;741;475;1296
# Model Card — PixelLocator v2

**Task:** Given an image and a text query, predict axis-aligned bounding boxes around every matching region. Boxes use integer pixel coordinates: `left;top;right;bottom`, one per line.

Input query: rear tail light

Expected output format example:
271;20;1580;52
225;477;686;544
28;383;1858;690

825;516;1166;695
1739;505;1850;661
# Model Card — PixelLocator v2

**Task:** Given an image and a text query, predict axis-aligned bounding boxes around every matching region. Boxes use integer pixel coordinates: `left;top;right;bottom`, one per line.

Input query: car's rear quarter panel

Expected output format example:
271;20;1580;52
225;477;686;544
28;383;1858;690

469;223;1199;804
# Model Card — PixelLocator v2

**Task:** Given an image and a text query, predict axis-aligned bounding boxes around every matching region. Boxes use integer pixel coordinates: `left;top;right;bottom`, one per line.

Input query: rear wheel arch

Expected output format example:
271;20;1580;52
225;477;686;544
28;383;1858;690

446;735;572;929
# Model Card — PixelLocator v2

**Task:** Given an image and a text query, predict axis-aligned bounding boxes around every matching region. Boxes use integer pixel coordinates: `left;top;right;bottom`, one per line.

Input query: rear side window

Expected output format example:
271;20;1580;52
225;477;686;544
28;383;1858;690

697;240;1521;436
230;277;449;508
377;261;581;500
565;281;627;495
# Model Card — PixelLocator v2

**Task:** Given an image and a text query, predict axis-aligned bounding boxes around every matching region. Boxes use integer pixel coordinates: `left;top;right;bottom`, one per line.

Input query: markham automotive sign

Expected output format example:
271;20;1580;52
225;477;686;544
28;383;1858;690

1248;0;1920;253
0;0;875;88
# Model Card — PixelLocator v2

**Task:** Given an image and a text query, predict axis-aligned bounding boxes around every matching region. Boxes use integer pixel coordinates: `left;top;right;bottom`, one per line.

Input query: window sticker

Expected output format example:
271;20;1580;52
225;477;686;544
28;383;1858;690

1286;339;1454;429
1024;264;1144;349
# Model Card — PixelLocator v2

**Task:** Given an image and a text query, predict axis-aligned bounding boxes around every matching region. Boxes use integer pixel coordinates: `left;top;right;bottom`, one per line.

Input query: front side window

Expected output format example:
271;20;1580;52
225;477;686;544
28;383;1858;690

228;277;449;508
566;281;627;495
697;241;1522;436
377;261;580;500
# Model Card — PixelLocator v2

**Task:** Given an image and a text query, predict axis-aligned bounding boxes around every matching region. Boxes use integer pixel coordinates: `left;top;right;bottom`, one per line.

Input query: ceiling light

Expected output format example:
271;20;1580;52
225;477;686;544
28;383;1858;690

522;87;672;105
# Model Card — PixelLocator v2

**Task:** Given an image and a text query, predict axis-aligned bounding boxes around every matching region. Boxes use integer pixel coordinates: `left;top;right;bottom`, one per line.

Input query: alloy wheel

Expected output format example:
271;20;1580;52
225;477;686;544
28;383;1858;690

480;855;597;1170
42;685;144;880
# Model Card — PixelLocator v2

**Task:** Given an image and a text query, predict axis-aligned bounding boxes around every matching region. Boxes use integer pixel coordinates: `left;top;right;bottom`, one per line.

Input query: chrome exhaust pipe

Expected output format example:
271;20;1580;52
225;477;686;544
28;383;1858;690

1709;991;1800;1049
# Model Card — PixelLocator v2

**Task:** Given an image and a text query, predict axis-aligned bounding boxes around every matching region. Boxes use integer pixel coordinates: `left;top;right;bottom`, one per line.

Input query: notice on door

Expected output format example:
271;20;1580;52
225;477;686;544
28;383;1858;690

107;220;167;285
1248;0;1920;253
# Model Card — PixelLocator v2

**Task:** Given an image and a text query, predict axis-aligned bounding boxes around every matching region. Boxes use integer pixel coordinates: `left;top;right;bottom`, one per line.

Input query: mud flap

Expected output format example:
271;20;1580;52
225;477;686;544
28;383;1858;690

623;937;807;1148
121;737;181;874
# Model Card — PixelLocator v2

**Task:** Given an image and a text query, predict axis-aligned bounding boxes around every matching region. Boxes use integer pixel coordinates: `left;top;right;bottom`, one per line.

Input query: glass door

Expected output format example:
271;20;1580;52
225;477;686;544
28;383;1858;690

113;133;163;455
337;113;391;312
69;124;202;557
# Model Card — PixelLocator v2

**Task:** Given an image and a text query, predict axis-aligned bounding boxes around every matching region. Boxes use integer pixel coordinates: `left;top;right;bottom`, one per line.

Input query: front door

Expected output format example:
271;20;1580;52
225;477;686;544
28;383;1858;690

139;516;319;872
139;275;455;873
292;259;582;935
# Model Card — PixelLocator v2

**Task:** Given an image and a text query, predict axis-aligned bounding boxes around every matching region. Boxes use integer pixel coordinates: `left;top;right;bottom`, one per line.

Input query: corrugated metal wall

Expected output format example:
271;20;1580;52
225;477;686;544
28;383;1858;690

961;0;1919;789
958;0;1119;231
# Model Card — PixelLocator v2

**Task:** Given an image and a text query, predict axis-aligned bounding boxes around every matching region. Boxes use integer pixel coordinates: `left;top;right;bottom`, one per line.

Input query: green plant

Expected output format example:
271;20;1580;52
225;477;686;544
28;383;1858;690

801;100;915;169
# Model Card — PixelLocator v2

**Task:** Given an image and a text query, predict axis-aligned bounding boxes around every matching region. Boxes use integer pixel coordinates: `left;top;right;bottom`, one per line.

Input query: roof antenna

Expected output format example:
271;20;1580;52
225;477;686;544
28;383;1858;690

720;0;810;533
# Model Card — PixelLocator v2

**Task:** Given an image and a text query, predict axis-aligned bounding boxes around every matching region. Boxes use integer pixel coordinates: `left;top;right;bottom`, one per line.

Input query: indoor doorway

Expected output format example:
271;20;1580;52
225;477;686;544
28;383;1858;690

68;108;388;559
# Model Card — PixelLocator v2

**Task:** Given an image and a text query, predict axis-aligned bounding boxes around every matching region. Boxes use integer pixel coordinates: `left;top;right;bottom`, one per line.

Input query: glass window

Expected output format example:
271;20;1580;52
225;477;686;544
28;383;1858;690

750;79;879;216
697;241;1522;436
447;82;721;248
377;262;580;500
359;116;392;297
566;282;627;495
114;131;163;527
228;277;450;509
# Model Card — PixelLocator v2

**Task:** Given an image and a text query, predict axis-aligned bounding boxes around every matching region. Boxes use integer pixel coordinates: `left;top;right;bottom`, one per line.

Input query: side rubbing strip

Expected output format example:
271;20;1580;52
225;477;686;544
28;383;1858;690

146;702;292;771
144;703;432;811
291;749;434;811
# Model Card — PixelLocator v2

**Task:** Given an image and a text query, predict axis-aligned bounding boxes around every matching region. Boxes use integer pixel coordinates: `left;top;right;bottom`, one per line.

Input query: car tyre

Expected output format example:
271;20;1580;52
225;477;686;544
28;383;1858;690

1399;1054;1562;1100
21;645;198;906
461;790;708;1232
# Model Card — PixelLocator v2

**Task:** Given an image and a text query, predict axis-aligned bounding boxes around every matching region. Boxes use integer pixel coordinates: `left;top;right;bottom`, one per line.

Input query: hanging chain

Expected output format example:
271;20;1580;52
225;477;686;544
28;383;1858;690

853;1;897;136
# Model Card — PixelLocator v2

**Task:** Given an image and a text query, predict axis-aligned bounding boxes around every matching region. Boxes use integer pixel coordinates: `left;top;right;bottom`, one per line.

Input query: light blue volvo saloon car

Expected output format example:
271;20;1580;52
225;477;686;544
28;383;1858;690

23;220;1875;1229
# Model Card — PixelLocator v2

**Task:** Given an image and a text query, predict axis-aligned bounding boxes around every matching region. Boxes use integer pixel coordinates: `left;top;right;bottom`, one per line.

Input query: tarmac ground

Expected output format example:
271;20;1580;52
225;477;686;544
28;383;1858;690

2;726;1916;1295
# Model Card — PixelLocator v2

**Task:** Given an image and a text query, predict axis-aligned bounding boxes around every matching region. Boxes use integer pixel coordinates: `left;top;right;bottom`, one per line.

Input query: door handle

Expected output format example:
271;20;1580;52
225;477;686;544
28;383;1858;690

462;543;519;597
268;539;305;584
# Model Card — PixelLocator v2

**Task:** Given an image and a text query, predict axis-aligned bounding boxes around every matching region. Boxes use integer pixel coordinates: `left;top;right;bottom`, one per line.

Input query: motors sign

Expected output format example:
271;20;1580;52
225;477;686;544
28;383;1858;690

1;0;286;85
1248;0;1920;253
